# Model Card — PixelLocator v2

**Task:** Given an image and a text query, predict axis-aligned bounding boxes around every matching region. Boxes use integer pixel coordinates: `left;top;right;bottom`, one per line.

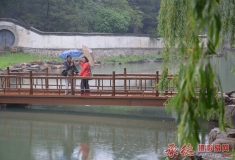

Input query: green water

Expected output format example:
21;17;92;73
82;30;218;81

0;107;218;160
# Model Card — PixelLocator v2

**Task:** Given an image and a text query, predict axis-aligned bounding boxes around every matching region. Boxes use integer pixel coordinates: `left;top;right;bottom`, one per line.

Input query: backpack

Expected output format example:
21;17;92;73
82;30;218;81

61;70;68;76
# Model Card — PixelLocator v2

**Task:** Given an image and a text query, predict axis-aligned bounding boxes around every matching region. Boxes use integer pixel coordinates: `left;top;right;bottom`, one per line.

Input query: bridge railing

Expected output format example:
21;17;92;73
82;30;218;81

0;67;177;97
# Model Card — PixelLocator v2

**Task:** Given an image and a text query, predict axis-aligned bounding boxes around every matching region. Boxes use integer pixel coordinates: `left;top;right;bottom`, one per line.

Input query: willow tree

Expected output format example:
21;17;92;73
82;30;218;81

158;0;235;149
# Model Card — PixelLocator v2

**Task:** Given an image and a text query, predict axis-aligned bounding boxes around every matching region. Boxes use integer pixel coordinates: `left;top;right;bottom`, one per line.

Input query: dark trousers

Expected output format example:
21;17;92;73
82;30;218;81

81;79;90;94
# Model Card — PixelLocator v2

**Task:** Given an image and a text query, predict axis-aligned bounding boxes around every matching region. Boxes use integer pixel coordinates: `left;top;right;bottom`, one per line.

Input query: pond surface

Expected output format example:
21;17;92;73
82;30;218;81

1;55;234;160
73;55;235;92
0;107;218;160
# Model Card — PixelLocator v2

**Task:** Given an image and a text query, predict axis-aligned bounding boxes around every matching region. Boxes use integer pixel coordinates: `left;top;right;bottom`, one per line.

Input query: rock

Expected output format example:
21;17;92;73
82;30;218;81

0;69;3;75
26;63;31;67
22;68;28;72
140;58;151;63
231;93;235;98
231;98;235;104
209;128;235;151
94;63;101;66
10;68;23;72
224;105;235;124
227;128;235;138
210;105;235;124
8;66;14;69
209;128;235;143
27;68;40;72
128;60;139;64
52;60;56;64
138;60;144;63
2;69;7;74
40;68;46;72
45;60;57;64
211;138;235;151
169;154;203;160
43;63;52;68
30;65;40;68
223;93;232;104
154;58;164;62
54;62;63;65
31;60;43;65
51;65;64;69
51;65;57;69
21;63;27;66
104;62;115;65
45;60;53;64
203;155;227;160
13;63;22;68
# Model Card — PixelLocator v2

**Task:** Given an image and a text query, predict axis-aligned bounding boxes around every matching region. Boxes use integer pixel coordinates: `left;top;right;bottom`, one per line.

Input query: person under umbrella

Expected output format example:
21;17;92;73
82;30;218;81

78;56;90;96
64;55;79;95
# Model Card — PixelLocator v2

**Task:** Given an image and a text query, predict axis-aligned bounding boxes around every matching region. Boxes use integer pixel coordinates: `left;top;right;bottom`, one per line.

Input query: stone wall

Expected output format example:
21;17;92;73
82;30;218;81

0;18;207;60
0;18;164;49
23;47;161;60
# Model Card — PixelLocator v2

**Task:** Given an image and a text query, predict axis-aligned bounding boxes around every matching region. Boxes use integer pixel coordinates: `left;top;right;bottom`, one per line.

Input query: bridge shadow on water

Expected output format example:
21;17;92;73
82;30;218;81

0;104;218;160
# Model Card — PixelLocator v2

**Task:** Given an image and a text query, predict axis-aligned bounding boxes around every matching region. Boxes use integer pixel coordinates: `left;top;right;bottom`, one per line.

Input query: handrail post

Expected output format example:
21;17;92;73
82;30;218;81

29;71;33;94
7;67;10;88
124;68;126;92
112;71;115;96
156;71;159;97
46;67;49;89
71;74;74;95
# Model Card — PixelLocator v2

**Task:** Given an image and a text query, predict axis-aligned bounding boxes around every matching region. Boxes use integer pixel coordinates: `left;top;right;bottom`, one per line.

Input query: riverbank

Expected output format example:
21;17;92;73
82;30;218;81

0;52;61;69
0;52;164;71
100;53;163;63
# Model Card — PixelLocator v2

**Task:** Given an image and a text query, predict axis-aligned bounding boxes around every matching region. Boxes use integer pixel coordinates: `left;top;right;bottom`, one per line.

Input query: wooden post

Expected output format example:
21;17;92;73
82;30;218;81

7;67;10;88
156;71;159;97
98;79;100;90
29;71;33;94
112;71;115;96
70;75;74;95
124;68;126;92
46;67;49;89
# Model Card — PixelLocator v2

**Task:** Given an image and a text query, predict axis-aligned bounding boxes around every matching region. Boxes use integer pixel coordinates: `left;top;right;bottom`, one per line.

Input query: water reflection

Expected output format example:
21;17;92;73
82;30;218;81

0;108;218;160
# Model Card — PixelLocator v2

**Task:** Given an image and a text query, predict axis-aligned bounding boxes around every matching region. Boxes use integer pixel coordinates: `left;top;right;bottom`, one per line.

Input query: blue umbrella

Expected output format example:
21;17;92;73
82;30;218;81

59;50;83;59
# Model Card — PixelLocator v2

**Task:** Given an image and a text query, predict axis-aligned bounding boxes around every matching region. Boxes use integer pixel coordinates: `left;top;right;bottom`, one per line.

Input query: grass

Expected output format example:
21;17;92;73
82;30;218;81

100;53;163;63
0;52;163;69
0;52;61;69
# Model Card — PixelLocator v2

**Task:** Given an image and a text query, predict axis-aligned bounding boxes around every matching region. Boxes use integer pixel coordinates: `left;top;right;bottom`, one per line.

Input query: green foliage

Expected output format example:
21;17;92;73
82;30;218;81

94;8;130;33
158;0;227;149
0;0;160;35
128;0;161;34
0;52;61;69
231;149;235;160
100;54;163;63
220;0;235;47
128;7;144;34
158;68;169;93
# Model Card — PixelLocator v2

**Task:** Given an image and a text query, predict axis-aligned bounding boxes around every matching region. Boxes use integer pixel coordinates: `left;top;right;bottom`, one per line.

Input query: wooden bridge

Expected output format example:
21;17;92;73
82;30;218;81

0;67;176;106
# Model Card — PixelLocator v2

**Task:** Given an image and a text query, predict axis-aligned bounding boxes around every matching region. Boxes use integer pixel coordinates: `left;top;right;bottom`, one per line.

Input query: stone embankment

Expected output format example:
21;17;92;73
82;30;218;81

204;92;235;160
0;60;63;74
0;58;164;74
